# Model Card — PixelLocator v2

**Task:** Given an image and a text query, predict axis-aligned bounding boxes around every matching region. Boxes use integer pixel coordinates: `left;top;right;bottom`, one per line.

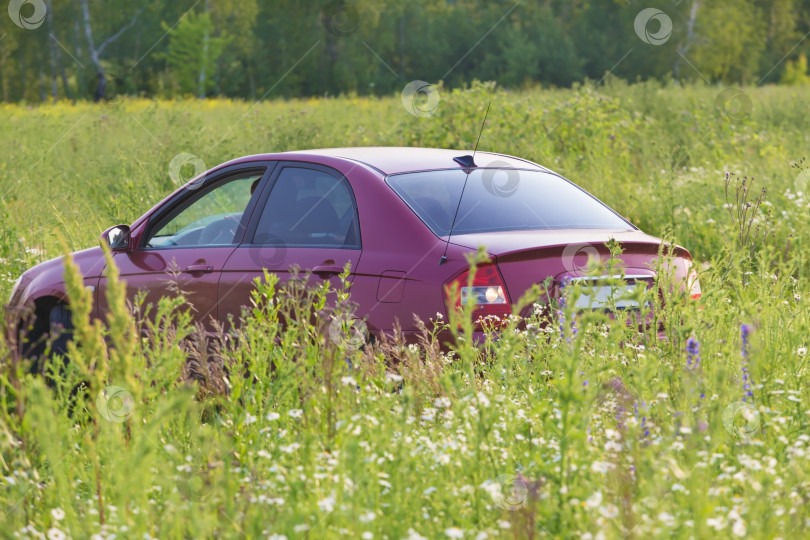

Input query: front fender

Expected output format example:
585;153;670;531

9;247;107;315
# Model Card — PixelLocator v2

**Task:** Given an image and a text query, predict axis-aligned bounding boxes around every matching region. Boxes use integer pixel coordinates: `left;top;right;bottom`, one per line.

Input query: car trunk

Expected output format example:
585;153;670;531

448;229;673;312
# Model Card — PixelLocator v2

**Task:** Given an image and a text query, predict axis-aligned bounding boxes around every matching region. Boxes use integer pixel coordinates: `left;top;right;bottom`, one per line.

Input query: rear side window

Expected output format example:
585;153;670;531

253;166;361;248
386;169;630;236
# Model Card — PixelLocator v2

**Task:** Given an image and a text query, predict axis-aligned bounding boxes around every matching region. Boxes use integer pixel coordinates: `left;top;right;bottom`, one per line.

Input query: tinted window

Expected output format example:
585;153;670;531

253;167;360;248
386;169;630;236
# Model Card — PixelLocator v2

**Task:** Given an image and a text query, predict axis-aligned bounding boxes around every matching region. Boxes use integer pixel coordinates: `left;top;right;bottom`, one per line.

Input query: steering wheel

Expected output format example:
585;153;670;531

199;216;239;245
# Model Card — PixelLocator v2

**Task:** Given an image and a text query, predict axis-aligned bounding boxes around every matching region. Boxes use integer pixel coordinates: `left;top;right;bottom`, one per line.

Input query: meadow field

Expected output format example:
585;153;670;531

1;81;810;538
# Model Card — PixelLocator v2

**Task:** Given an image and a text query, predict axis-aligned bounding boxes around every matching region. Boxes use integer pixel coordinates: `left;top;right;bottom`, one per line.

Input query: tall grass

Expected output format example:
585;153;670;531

1;81;809;538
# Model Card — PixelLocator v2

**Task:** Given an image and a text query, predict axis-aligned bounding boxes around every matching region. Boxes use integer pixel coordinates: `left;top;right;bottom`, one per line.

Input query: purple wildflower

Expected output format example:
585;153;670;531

634;401;650;439
686;337;700;369
740;324;754;402
741;324;751;359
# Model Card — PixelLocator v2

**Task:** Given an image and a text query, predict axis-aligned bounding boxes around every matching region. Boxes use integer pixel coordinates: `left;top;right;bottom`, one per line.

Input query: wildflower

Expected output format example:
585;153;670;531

585;491;603;508
279;443;300;454
599;503;619;519
740;324;751;359
266;412;280;421
362;533;373;539
707;516;728;530
405;529;428;540
740;324;754;402
445;527;464;538
318;493;336;513
732;519;746;537
244;413;257;425
359;511;376;523
475;392;491;408
434;397;452;408
686;337;700;369
50;508;65;521
288;409;304;418
557;275;573;341
47;529;66;540
658;512;676;527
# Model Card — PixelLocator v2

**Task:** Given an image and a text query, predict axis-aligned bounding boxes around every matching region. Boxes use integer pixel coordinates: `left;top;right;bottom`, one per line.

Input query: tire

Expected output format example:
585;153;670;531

48;303;73;359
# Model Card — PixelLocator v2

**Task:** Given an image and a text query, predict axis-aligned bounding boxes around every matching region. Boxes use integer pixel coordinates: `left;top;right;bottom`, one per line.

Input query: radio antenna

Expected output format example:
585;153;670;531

440;102;491;265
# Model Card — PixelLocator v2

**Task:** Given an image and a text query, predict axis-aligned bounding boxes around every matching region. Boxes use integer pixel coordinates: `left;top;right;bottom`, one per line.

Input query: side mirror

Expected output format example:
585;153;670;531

100;225;132;252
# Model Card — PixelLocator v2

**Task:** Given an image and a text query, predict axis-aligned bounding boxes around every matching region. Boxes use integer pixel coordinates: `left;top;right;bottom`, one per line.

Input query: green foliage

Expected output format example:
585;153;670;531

162;12;230;97
2;0;810;102
781;53;810;85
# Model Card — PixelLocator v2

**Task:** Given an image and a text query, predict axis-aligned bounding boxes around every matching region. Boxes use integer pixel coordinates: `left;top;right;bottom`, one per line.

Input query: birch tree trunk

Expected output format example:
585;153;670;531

78;0;140;101
673;1;700;80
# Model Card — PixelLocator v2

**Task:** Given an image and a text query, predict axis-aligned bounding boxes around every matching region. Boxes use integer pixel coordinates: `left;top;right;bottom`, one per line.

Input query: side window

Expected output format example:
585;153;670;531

253;167;360;248
146;172;264;248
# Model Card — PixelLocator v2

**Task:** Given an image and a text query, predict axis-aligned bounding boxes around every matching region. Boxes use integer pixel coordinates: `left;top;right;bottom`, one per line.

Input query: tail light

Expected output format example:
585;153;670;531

444;264;512;323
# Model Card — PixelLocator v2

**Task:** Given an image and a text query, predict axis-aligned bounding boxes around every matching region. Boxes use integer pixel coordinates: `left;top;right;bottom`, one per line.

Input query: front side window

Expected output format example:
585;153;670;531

146;172;263;248
386;169;631;236
253;167;360;248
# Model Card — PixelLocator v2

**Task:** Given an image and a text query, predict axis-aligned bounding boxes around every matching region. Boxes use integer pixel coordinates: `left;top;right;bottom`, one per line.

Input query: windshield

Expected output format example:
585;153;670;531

386;168;631;237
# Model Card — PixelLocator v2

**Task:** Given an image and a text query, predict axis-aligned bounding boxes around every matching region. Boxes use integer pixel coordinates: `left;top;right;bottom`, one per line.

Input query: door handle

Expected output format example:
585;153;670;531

312;265;343;278
183;264;213;274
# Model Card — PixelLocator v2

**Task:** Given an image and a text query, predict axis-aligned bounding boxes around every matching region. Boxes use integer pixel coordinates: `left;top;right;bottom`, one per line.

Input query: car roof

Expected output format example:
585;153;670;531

272;147;549;176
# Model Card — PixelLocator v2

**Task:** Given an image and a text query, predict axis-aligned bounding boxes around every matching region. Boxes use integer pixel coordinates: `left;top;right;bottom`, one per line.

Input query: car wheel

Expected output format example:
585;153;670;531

48;303;74;359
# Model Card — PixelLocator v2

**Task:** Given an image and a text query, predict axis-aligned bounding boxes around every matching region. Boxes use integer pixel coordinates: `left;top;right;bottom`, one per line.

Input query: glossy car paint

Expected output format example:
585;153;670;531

8;147;694;344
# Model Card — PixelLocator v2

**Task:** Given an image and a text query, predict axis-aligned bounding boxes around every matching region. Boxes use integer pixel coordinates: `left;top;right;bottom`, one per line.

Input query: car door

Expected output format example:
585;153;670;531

218;162;362;328
98;165;271;330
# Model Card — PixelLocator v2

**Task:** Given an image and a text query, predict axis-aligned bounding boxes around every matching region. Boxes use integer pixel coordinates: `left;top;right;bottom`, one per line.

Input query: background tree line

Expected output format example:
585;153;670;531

1;0;809;103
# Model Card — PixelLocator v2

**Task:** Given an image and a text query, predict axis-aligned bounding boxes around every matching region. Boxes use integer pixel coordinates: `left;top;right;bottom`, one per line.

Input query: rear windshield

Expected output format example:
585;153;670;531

386;168;630;236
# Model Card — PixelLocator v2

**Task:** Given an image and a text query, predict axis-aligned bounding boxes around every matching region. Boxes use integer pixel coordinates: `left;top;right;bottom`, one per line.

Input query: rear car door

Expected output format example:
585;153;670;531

218;162;362;328
99;165;270;329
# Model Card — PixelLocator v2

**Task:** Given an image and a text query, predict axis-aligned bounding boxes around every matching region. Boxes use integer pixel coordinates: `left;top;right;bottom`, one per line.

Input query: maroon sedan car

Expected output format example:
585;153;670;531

8;147;700;355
